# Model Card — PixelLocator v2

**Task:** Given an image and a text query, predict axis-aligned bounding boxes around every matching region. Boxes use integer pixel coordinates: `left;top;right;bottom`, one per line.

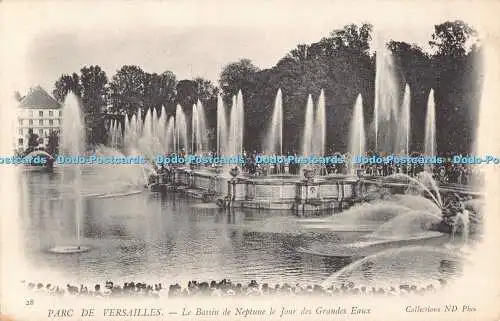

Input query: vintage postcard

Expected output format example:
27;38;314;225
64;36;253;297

1;0;500;320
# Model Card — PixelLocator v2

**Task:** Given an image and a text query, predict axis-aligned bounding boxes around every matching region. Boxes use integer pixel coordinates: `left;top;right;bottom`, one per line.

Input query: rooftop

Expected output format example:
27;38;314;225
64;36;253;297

19;86;61;110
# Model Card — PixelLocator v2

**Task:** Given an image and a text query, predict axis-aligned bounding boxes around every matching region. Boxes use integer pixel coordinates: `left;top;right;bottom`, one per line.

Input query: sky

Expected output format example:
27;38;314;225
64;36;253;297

1;0;498;96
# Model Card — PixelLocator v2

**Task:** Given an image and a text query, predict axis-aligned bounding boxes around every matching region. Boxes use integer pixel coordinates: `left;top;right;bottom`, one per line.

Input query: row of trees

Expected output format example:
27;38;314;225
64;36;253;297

52;66;219;146
50;20;481;154
219;20;481;154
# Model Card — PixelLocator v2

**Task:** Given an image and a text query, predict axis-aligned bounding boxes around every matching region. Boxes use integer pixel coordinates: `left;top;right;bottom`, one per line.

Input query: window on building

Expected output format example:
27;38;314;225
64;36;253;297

29;111;33;117
49;119;53;126
39;111;43;117
39;129;43;136
39;119;43;126
29;119;33;125
18;119;23;126
19;129;23;135
59;111;62;117
49;111;53;116
18;138;23;145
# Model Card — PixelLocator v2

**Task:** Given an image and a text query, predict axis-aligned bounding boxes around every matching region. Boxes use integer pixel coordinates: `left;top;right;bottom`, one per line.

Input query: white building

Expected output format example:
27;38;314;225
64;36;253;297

15;86;62;152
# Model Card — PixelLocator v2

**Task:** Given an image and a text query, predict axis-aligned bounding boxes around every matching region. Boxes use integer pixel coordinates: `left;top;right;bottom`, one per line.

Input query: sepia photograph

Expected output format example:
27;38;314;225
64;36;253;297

1;1;500;320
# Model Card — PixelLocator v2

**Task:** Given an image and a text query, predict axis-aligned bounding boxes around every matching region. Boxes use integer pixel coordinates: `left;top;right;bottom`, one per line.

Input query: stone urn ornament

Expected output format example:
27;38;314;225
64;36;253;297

303;168;316;181
230;166;240;178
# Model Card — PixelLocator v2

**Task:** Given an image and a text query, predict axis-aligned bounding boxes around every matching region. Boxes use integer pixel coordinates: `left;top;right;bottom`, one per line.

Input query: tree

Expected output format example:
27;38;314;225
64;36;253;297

219;59;259;102
80;65;108;114
429;20;479;154
287;44;310;62
193;77;218;103
329;23;373;54
143;71;177;114
430;20;478;57
26;129;39;154
46;130;59;156
53;73;81;102
175;80;198;109
108;65;147;115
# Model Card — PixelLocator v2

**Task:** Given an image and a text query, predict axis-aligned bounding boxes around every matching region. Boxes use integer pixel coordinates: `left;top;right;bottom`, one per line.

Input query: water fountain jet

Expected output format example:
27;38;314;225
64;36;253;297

49;93;90;254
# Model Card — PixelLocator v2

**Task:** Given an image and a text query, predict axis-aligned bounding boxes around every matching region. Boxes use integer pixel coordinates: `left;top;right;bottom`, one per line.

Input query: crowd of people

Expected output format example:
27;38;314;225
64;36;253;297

22;278;449;299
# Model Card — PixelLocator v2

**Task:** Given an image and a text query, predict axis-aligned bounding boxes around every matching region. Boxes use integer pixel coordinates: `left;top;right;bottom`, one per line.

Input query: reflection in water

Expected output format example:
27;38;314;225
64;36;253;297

20;171;352;285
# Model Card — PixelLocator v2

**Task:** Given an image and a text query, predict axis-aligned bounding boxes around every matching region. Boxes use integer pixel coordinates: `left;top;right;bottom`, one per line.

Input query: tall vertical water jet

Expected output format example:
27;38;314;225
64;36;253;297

108;120;114;147
348;94;366;174
228;95;237;156
217;94;228;156
124;115;131;150
197;100;208;154
136;108;143;137
192;103;199;153
228;90;245;156
117;121;122;149
264;88;283;156
151;108;160;155
127;114;139;154
141;108;154;158
49;93;90;253
158;106;167;154
175;104;188;154
301;94;314;156
314;89;326;156
397;84;411;156
424;89;436;172
166;116;176;153
374;42;400;153
236;90;245;155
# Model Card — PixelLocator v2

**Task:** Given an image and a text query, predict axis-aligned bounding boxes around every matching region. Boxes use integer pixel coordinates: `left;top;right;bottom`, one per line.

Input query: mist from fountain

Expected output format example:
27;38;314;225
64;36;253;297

390;194;442;215
369;210;443;240
373;43;400;153
397;84;411;155
264;88;283;156
94;145;148;188
385;173;443;209
424;89;436;172
452;210;470;244
348;94;366;174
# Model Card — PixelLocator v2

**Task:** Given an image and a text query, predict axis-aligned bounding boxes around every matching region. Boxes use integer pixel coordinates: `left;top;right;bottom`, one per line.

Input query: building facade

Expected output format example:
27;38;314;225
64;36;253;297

15;86;62;153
